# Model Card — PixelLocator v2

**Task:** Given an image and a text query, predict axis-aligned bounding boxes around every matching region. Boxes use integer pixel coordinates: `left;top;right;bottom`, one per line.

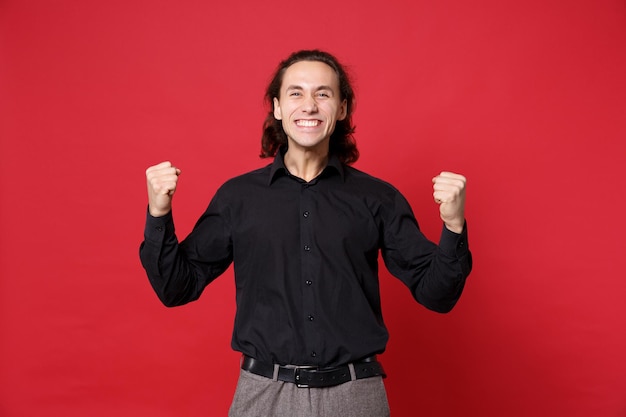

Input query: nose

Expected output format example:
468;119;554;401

301;95;318;113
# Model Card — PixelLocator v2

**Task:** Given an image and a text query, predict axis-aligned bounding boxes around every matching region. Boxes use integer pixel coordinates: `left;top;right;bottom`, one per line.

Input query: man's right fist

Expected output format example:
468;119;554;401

146;161;181;217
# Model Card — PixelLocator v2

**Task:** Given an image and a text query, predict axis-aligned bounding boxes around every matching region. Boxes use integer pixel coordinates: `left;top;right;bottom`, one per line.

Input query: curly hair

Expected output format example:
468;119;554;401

260;50;359;165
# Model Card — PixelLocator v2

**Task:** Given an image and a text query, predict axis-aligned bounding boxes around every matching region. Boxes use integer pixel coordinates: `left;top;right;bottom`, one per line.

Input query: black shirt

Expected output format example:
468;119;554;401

139;152;472;368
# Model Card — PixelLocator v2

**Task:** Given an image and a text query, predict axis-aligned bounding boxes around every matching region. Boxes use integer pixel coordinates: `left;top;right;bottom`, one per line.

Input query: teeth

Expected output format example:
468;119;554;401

297;120;320;127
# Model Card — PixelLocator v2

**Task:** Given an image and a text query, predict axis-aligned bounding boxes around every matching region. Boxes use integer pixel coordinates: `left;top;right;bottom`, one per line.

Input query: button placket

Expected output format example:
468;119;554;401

299;183;319;362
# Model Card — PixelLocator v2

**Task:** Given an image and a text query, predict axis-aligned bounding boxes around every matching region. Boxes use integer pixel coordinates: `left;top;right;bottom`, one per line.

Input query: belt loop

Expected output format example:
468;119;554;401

272;364;280;381
348;363;357;381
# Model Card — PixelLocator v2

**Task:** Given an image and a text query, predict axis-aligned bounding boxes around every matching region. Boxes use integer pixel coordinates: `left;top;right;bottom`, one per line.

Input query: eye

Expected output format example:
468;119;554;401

317;92;330;98
289;91;302;97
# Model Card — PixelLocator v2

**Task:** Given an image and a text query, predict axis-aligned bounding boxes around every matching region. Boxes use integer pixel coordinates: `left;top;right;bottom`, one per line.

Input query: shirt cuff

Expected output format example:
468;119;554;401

143;207;175;244
438;221;469;259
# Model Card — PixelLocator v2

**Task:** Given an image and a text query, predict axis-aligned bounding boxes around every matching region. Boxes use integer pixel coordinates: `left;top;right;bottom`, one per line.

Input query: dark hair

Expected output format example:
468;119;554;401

260;50;359;165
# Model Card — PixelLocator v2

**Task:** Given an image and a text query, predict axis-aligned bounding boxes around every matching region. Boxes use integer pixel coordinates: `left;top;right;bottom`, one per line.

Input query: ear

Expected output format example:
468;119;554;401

273;97;282;120
338;99;347;121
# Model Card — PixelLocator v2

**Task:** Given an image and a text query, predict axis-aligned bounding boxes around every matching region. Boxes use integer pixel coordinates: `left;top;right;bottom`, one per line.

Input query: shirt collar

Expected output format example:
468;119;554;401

268;147;345;185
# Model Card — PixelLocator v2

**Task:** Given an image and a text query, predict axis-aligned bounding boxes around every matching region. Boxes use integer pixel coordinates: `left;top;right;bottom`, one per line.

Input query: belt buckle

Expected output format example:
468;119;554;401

294;365;317;388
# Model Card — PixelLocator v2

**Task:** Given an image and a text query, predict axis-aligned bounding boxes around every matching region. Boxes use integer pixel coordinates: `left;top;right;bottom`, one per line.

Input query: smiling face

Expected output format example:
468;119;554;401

273;60;347;155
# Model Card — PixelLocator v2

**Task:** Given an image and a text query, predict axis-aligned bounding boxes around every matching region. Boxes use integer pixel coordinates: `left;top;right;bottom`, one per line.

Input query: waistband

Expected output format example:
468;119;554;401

240;355;386;388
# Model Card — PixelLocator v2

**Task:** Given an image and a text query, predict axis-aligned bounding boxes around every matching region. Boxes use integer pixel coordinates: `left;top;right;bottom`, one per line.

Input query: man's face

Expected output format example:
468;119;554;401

273;60;347;154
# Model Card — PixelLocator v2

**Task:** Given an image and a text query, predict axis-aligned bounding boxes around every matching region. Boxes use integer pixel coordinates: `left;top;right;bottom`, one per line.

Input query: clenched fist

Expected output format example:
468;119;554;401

432;172;466;234
146;161;181;217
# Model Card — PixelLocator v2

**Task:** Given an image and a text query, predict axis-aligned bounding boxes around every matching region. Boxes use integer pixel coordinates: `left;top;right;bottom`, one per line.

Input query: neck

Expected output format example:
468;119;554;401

284;146;329;182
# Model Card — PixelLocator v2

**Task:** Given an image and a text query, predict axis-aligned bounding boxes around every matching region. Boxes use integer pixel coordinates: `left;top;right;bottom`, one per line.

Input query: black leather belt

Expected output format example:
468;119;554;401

240;355;386;388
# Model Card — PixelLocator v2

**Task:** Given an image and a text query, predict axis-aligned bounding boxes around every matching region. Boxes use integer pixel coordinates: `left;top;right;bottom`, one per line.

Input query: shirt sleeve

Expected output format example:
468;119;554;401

380;190;472;313
138;191;233;307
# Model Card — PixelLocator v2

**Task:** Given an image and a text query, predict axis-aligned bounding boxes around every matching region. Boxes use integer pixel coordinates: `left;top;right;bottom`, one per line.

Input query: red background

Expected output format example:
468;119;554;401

1;0;625;416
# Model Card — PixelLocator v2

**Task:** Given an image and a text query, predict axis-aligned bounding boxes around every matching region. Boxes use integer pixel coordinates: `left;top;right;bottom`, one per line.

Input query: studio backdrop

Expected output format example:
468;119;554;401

1;1;625;416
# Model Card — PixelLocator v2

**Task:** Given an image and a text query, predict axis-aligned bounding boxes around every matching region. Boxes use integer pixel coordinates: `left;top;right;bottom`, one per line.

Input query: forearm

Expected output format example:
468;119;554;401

417;223;472;312
385;223;472;313
139;210;204;307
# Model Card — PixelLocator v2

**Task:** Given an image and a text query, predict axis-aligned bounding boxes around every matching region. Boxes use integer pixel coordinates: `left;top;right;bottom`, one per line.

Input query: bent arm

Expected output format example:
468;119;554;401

381;193;472;313
413;224;471;313
139;208;233;307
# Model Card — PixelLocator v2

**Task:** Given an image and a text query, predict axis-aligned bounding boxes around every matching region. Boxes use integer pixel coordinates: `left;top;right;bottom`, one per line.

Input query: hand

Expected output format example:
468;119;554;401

146;161;181;217
432;172;466;233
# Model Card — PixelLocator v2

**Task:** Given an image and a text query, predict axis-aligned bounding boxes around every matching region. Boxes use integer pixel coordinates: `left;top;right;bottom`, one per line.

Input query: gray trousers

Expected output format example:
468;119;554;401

228;369;390;417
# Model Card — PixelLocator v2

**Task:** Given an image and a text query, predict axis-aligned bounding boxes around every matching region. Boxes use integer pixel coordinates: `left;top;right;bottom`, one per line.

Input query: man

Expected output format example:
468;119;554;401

140;50;472;416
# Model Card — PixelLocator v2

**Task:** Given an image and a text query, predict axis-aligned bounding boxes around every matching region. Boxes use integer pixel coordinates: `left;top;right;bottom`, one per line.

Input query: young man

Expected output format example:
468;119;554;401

140;50;472;416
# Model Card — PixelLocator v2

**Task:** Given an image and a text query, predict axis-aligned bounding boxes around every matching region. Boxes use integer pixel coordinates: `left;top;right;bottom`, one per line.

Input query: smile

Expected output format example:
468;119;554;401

296;120;321;127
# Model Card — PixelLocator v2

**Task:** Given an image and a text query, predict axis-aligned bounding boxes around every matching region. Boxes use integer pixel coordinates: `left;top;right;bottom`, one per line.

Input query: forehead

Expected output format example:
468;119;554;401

281;60;340;90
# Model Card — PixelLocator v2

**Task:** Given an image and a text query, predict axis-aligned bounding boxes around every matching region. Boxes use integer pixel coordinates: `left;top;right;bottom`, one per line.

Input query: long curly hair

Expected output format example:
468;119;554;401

260;50;359;165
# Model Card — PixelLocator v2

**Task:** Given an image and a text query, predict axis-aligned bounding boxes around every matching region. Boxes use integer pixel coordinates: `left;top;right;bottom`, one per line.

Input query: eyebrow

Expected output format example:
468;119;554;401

285;85;335;93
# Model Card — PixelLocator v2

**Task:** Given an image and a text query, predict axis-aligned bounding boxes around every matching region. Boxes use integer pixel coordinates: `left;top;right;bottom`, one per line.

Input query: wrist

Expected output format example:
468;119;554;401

444;220;464;234
149;205;171;218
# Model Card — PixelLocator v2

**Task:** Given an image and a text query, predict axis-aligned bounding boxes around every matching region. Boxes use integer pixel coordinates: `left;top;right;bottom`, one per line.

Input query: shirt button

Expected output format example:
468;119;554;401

311;351;317;358
303;211;310;218
156;226;163;232
308;315;314;321
304;245;310;251
305;280;312;286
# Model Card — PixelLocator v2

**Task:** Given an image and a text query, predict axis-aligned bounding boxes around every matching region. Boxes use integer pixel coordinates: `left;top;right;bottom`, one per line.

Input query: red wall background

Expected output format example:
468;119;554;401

1;1;625;416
